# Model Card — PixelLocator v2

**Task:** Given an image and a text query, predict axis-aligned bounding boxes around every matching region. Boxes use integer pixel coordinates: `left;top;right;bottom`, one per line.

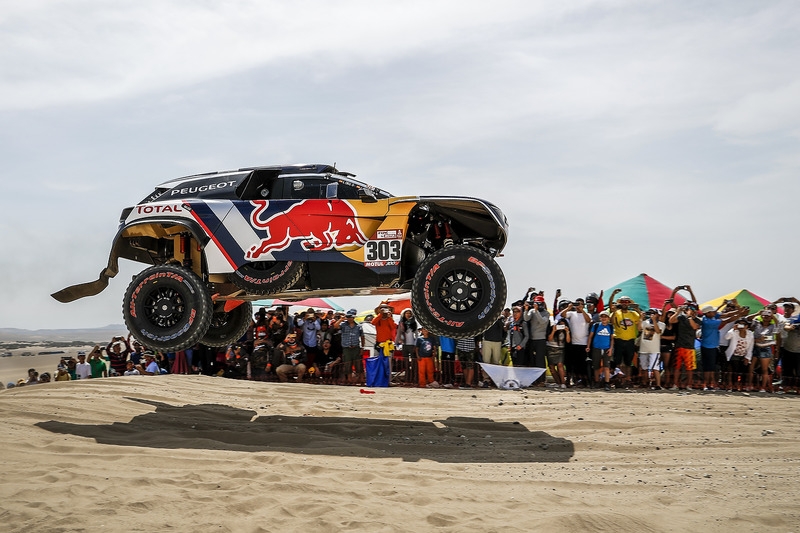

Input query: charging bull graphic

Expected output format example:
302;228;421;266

246;199;369;260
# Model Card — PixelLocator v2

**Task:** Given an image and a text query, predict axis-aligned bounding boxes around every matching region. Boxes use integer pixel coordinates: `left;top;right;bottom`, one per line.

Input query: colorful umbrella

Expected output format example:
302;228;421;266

700;289;774;313
604;273;687;310
251;297;344;311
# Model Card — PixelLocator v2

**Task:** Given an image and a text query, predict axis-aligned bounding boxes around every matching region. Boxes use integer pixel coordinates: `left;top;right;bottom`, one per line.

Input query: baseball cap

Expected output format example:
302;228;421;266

599;310;610;317
346;308;357;317
532;295;545;303
585;293;599;304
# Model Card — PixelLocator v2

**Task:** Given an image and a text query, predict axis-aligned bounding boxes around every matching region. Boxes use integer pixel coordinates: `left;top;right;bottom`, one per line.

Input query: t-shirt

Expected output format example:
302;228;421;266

145;361;161;374
700;315;722;348
482;318;505;343
75;362;91;380
639;320;665;354
439;336;456;354
547;328;568;349
124;369;140;376
89;358;106;378
416;336;437;358
590;323;614;350
564;310;591;345
612;310;639;341
674;314;700;349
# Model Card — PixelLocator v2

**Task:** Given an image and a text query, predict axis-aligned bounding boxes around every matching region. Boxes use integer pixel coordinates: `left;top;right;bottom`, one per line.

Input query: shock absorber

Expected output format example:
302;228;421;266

442;221;454;247
181;235;192;268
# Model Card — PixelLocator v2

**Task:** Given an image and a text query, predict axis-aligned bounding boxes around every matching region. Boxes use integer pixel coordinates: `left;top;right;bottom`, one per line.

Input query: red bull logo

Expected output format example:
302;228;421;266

246;199;368;260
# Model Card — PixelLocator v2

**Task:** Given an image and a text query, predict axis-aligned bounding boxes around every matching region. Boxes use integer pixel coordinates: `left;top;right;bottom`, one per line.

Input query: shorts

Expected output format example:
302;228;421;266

613;338;636;367
592;348;611;371
342;346;361;363
546;346;564;365
755;346;773;359
674;347;696;371
457;349;477;363
639;352;660;371
725;355;746;376
700;347;719;372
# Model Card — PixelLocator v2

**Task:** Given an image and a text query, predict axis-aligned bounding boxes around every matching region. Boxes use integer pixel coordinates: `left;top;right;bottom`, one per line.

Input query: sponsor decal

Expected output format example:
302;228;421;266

376;229;403;240
246;199;368;260
365;260;400;268
169;180;237;196
234;261;294;284
135;203;185;215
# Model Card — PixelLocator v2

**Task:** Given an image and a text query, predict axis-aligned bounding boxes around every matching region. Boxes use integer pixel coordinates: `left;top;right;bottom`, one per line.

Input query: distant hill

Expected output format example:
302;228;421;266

0;325;129;343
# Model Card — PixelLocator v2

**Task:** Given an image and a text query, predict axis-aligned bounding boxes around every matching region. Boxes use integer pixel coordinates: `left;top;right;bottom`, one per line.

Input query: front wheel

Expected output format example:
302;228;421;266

123;264;213;352
411;245;506;339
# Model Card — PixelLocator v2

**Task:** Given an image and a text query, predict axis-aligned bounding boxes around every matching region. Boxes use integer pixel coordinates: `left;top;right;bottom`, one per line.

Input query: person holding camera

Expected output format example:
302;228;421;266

507;307;530;367
587;310;614;390
546;317;570;388
523;292;549;368
274;334;307;382
609;294;640;386
668;301;701;390
562;296;592;387
372;304;398;356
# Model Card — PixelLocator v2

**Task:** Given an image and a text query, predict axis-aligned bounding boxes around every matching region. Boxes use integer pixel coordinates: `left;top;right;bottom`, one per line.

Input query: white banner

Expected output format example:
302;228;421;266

479;363;546;389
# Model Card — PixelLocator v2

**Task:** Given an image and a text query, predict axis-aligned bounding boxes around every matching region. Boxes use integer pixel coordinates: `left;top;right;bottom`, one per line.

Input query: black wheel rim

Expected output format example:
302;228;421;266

143;287;186;328
436;268;483;313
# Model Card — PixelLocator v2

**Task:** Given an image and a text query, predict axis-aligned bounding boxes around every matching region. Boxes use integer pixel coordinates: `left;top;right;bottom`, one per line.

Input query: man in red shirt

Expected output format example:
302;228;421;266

371;304;397;356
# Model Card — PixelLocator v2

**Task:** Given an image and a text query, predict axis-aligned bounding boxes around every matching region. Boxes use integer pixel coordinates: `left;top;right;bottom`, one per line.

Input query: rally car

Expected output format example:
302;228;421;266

52;164;509;352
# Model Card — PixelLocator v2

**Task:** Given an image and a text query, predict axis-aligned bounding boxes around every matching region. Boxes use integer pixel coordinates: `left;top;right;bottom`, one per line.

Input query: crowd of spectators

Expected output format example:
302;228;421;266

6;289;800;393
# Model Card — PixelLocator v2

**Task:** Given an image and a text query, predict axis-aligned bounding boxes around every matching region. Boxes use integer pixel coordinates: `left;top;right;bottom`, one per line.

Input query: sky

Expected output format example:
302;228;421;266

1;0;798;330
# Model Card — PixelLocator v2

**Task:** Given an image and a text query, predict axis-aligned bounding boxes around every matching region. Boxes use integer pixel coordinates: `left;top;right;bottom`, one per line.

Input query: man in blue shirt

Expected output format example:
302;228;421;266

700;304;743;390
586;311;614;390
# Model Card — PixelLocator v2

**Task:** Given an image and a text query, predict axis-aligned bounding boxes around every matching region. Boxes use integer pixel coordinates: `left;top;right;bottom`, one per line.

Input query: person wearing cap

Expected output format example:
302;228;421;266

668;301;702;390
299;310;321;366
561;298;592;387
637;308;665;389
523;294;550;369
610;295;640;385
698;304;744;390
507;306;530;367
748;309;780;392
371;305;397;356
274;334;308;382
333;309;365;382
75;352;91;380
105;337;130;376
586;311;614;390
136;351;161;375
722;318;754;391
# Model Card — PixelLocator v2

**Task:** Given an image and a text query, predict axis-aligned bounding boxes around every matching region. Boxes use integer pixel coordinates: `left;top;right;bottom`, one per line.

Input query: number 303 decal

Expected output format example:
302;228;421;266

365;239;401;261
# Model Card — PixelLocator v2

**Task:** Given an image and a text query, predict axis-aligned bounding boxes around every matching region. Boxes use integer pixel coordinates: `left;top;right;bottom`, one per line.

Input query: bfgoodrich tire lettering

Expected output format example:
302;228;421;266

229;261;305;295
411;245;506;339
201;302;252;347
123;264;213;352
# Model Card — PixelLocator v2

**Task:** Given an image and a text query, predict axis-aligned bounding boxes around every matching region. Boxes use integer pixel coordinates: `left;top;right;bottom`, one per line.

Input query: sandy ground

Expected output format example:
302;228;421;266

1;376;798;532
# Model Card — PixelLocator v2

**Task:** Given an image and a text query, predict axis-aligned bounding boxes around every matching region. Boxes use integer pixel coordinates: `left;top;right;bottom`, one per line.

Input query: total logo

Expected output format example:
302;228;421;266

135;203;184;215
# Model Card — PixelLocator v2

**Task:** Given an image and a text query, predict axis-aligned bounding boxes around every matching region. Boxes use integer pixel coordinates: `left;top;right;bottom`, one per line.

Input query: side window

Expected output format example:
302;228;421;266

335;182;360;199
290;178;329;199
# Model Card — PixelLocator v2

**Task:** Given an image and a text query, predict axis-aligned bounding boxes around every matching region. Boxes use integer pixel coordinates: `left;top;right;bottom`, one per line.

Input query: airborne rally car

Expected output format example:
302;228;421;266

52;164;509;352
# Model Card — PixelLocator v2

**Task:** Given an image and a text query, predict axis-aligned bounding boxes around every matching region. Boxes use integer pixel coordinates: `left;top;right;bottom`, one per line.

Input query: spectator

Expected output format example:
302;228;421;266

723;318;754;391
38;372;51;383
480;315;506;365
638;309;664;389
88;346;108;378
395;309;419;384
250;337;271;379
55;366;71;382
587;310;614;390
546;317;569;389
669;302;702;390
275;334;307;382
523;295;549;368
361;314;377;356
371;305;397;356
128;337;144;367
439;336;456;386
105;337;130;376
610;295;640;386
455;336;479;388
299;309;321;366
780;315;800;392
333;309;365;383
75;353;91;380
416;328;439;388
561;298;592;387
699;304;743;390
750;310;779;392
314;339;339;378
507;306;529;367
123;360;140;376
25;368;39;385
135;351;161;375
66;356;79;380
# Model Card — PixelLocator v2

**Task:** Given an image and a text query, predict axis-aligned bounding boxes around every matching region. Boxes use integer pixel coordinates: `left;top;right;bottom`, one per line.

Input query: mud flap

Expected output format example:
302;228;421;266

51;266;119;303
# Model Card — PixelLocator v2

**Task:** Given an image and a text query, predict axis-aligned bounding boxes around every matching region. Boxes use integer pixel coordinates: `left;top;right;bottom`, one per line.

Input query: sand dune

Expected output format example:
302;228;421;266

1;376;798;532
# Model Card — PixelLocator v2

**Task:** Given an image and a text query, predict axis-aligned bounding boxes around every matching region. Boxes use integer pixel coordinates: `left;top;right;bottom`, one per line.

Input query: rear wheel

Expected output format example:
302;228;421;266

201;302;253;347
123;264;213;352
229;261;305;295
411;245;506;339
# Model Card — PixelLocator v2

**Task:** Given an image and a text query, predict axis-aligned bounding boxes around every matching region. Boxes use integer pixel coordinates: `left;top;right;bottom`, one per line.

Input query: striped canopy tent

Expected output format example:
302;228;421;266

251;297;344;312
379;292;412;315
604;273;687;310
700;289;775;314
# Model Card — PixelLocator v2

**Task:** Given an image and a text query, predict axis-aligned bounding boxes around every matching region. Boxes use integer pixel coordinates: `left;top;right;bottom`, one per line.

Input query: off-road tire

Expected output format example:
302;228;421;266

123;264;213;352
201;302;253;347
411;245;506;339
229;261;305;295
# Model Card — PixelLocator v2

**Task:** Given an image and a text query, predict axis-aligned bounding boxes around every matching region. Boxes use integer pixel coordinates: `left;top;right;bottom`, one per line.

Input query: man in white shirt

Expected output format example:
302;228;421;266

75;352;91;380
562;298;592;387
638;309;665;389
